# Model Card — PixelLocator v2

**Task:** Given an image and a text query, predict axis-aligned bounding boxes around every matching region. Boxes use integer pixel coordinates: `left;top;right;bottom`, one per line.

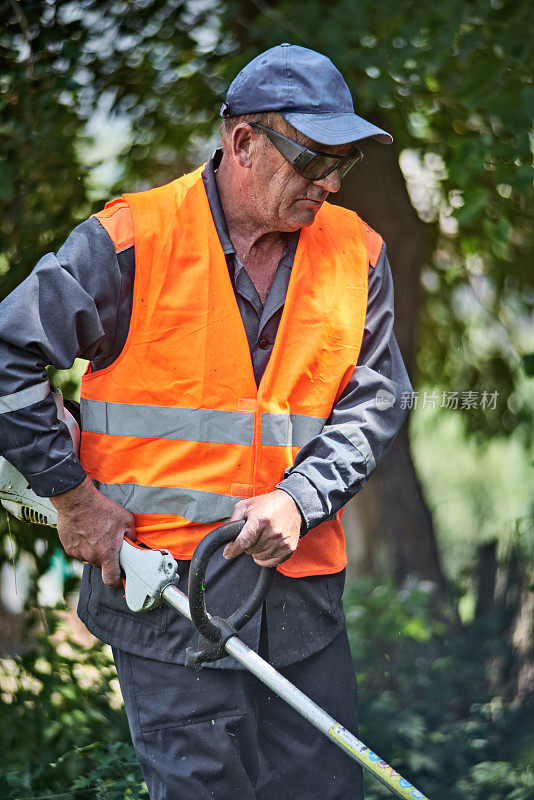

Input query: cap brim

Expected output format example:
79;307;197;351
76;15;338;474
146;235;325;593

281;111;393;145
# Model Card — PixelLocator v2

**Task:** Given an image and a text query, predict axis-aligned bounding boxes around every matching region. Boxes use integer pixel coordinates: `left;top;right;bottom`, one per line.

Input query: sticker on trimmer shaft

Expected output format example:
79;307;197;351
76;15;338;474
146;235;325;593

328;724;429;800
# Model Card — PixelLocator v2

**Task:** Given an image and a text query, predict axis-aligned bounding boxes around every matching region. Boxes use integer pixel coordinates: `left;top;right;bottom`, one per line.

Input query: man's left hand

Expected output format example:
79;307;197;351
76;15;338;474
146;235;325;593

223;490;303;567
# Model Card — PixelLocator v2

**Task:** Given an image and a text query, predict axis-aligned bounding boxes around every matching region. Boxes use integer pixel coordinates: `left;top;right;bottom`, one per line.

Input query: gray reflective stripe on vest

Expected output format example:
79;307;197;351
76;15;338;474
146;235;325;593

261;413;327;447
81;398;254;445
0;380;50;414
81;398;327;448
93;480;242;523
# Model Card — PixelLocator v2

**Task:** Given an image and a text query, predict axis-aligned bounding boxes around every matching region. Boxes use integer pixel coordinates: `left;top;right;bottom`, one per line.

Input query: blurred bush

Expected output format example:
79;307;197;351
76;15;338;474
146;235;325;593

0;608;146;798
346;543;534;799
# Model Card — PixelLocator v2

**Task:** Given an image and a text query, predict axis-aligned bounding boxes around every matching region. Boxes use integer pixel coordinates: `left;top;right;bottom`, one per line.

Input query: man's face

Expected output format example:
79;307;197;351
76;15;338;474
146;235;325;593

236;119;357;233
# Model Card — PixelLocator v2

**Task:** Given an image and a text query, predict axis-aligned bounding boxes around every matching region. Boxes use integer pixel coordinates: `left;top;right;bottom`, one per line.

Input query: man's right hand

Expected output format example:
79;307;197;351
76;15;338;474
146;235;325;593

50;476;136;589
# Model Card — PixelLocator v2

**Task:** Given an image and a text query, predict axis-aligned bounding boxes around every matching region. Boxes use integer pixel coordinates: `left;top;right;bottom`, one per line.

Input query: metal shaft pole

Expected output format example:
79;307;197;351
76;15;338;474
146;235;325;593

162;584;429;800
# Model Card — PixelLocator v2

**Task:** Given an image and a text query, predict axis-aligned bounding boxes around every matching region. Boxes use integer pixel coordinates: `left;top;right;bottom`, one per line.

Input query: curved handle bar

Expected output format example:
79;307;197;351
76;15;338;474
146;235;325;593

188;520;275;644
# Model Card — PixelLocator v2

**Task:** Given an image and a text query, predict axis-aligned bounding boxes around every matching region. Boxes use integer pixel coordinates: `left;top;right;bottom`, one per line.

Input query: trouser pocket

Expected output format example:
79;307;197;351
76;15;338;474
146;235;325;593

113;648;259;800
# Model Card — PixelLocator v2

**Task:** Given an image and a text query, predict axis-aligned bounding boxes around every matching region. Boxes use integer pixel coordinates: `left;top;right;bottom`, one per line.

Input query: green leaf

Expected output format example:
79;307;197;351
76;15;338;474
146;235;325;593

522;353;534;377
454;188;490;227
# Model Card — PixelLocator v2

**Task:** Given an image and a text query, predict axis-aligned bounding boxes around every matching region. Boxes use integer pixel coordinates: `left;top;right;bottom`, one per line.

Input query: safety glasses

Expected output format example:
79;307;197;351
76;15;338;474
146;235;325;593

249;123;364;181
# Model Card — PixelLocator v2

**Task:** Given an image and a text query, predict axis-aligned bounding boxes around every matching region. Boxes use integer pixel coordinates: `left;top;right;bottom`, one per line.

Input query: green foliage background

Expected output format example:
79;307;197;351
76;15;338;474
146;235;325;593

0;1;533;797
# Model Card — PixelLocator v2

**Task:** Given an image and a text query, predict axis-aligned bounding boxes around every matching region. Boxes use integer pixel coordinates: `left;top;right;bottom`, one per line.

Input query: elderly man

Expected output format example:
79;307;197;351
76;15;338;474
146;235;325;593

0;44;413;799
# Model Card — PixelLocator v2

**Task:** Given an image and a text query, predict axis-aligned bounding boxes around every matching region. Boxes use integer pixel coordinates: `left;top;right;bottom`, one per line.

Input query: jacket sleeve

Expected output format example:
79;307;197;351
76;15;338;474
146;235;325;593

276;243;414;532
0;208;134;497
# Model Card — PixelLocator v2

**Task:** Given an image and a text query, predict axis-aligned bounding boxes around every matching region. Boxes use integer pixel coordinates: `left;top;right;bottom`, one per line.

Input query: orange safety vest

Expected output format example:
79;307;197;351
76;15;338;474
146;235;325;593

80;167;370;578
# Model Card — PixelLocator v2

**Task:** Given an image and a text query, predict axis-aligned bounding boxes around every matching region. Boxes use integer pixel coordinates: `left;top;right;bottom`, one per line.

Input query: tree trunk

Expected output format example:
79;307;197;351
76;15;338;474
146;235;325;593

332;137;447;590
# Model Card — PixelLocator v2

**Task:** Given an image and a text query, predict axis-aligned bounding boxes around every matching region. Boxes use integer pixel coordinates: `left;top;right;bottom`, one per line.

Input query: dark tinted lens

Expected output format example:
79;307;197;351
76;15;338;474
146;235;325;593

292;150;322;176
251;124;363;182
299;151;363;181
299;156;341;181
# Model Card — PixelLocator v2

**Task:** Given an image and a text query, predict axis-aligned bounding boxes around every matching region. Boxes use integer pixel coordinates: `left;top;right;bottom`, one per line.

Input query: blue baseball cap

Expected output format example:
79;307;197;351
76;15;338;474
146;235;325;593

220;44;393;146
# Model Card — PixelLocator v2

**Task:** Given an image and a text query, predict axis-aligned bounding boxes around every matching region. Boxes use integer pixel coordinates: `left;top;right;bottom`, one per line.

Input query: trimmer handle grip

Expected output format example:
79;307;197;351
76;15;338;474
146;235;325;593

188;520;275;644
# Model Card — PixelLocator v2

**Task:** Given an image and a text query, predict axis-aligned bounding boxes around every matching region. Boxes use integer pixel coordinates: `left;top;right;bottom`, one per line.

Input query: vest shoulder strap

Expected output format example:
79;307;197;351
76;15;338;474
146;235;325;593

318;202;382;267
360;219;384;268
94;200;134;253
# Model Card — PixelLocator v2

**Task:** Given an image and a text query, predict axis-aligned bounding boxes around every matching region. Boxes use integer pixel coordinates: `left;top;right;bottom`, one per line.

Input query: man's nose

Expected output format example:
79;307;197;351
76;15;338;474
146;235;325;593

313;169;341;193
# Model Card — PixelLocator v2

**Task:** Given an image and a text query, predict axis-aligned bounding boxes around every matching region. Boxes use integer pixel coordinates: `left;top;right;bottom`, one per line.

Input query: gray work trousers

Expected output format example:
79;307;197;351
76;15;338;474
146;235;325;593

112;629;364;799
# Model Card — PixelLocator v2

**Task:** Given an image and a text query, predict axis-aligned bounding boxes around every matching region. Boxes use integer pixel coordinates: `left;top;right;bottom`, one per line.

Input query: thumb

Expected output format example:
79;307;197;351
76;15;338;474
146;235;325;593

101;555;122;589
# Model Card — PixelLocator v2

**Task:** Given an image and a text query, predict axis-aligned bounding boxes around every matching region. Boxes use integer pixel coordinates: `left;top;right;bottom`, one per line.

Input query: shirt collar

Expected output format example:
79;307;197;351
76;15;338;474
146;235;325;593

201;148;235;256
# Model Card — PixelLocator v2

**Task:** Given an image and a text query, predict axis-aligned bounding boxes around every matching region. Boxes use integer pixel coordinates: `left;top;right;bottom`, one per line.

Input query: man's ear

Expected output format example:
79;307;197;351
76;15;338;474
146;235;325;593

231;124;256;169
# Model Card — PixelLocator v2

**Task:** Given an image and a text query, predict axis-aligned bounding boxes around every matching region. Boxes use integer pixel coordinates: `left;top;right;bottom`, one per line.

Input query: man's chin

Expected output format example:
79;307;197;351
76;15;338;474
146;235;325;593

282;204;321;230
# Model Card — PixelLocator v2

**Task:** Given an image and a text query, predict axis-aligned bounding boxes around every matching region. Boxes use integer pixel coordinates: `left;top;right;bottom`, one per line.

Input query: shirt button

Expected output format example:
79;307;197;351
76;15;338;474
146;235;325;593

258;337;271;350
